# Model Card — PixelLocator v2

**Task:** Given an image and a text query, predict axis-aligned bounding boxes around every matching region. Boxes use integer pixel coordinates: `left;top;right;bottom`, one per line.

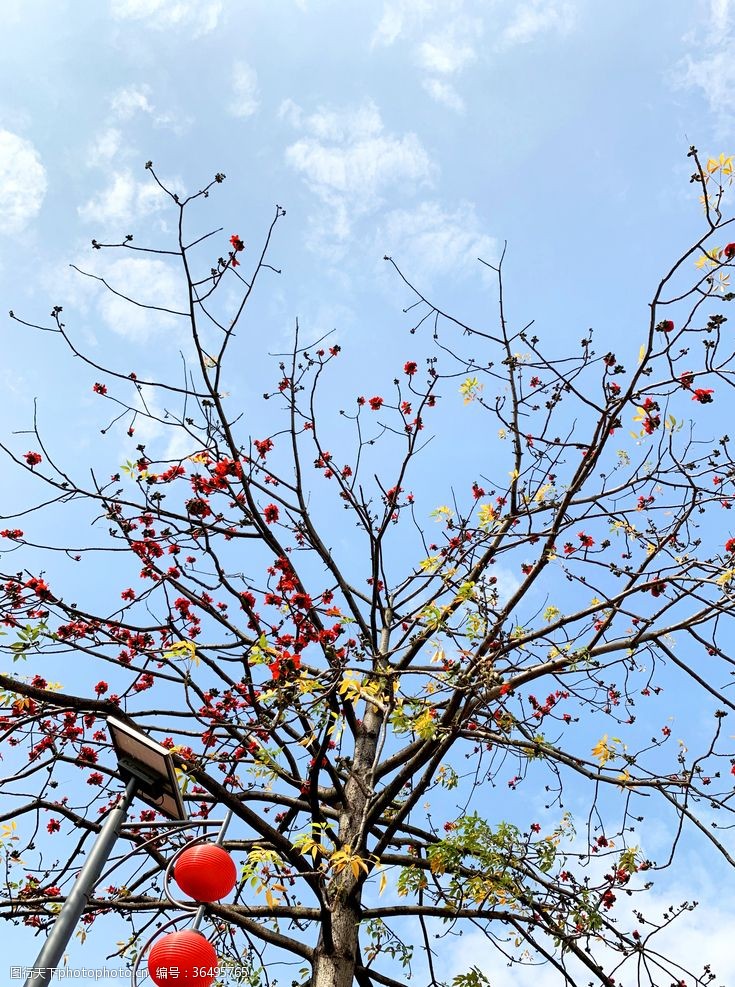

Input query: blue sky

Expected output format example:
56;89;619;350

2;0;735;984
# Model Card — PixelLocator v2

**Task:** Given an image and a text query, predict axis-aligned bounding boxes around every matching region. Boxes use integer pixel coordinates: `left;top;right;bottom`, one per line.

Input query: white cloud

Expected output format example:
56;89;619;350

94;258;187;341
416;31;476;74
422;77;464;111
86;128;125;168
677;0;735;132
111;84;154;119
441;875;735;987
229;61;260;118
77;170;174;227
710;0;731;37
0;130;46;235
500;0;576;47
284;100;434;248
374;5;479;113
493;566;522;606
680;46;735;113
110;0;223;36
372;0;461;47
108;84;190;133
378;200;496;279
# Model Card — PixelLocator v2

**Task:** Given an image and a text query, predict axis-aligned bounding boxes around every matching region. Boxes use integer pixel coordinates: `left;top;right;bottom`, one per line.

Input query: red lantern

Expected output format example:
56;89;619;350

173;842;237;902
148;930;218;987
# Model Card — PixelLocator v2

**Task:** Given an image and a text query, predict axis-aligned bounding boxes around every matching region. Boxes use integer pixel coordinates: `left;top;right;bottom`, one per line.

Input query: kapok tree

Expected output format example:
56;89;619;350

1;148;735;987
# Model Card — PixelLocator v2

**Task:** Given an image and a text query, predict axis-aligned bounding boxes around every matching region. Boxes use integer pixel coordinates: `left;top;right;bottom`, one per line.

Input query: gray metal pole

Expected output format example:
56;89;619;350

24;777;138;987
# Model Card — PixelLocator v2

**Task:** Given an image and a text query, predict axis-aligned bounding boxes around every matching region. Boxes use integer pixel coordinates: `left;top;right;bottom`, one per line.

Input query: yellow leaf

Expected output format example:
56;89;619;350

695;248;720;269
717;568;735;586
265;888;281;909
379;871;388;895
477;504;497;529
165;639;199;665
592;734;614;766
638;344;645;364
459;376;483;403
419;555;441;573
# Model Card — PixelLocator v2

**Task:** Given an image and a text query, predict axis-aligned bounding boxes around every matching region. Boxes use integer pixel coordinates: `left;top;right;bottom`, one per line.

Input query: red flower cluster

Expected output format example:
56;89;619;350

0;529;23;538
24;451;42;467
369;396;383;411
25;576;52;600
254;437;274;458
656;320;674;333
726;538;735;554
692;388;714;404
93;382;107;395
724;242;735;260
404;361;418;375
679;370;694;390
640;397;660;435
229;234;245;266
268;651;301;681
263;503;279;524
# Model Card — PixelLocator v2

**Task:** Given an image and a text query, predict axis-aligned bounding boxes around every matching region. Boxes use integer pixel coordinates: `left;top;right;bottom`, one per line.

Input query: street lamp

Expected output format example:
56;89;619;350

23;716;186;987
107;716;186;822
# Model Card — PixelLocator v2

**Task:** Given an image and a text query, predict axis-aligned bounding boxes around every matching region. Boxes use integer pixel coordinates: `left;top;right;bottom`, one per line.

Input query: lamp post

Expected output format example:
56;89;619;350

23;717;186;987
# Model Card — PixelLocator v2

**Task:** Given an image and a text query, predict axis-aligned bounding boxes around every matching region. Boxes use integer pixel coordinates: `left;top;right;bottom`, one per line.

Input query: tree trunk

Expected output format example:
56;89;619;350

311;897;361;987
311;694;385;987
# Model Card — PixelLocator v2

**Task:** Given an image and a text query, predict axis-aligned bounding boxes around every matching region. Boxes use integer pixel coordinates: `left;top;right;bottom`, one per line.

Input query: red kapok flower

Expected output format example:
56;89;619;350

724;242;735;260
24;451;42;467
93;382;107;395
679;370;694;390
404;361;418;375
263;503;279;524
657;320;674;333
726;538;735;554
47;819;61;834
368;396;383;411
230;234;245;252
692;388;714;404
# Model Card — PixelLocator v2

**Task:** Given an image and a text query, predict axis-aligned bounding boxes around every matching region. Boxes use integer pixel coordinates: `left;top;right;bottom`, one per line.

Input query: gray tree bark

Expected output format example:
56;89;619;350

311;679;385;987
